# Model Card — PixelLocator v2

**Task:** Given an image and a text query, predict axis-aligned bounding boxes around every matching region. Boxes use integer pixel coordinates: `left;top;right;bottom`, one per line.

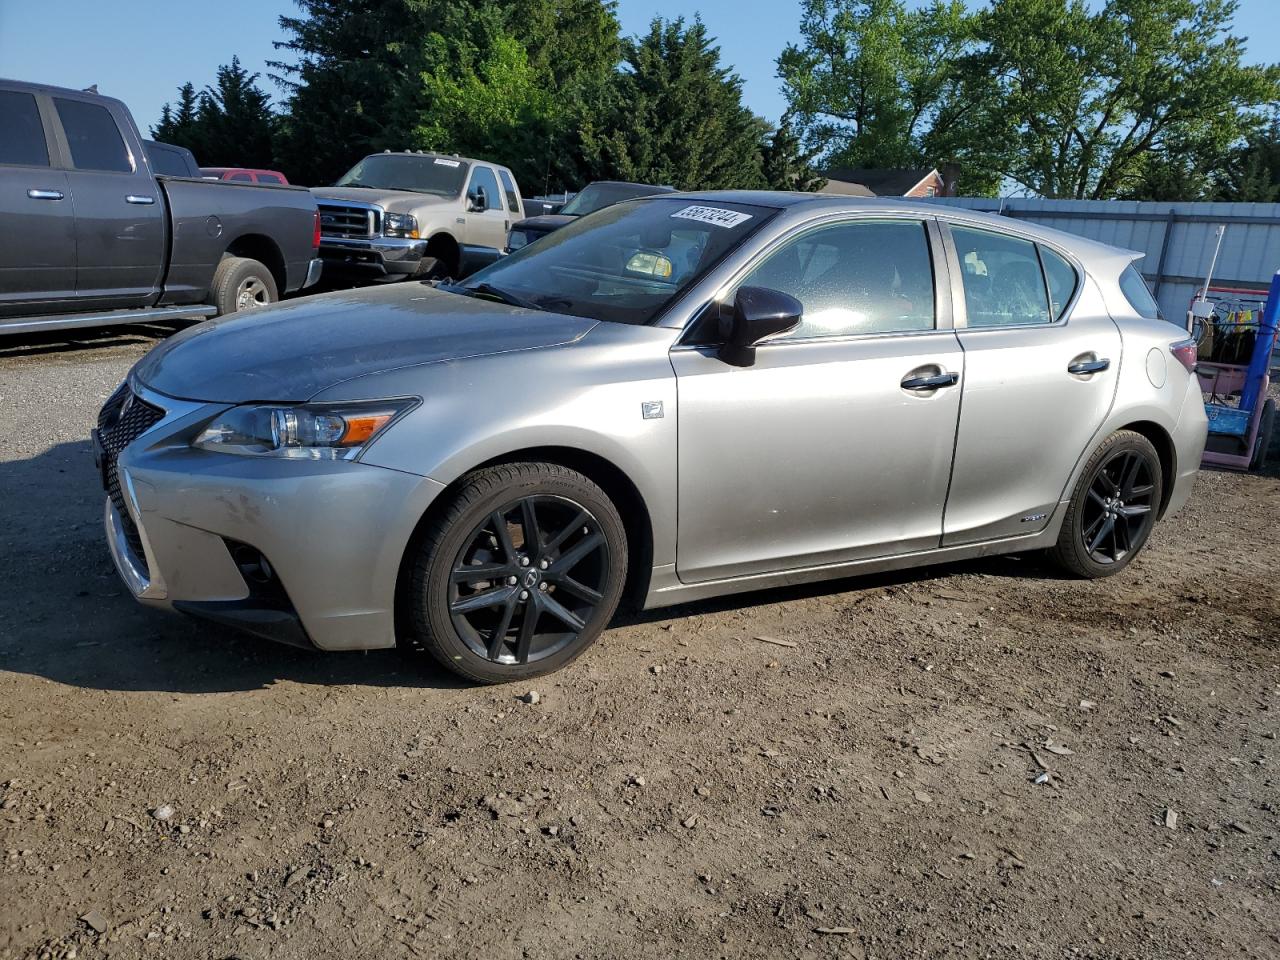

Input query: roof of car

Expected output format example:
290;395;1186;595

379;151;511;170
665;190;1140;262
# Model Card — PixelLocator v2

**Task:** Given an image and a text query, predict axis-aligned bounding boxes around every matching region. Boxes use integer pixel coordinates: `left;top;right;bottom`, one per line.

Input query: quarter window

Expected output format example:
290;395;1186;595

1119;264;1162;320
737;219;936;339
952;226;1051;327
498;169;521;213
54;98;133;173
0;91;49;166
467;166;501;210
1039;246;1078;320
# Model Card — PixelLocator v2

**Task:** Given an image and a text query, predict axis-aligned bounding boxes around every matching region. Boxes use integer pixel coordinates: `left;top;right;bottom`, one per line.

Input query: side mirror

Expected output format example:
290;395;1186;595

717;285;803;367
468;185;487;213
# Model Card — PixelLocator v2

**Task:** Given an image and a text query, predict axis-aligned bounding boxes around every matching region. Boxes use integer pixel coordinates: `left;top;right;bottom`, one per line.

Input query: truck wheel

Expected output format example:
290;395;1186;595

211;256;278;316
413;256;456;282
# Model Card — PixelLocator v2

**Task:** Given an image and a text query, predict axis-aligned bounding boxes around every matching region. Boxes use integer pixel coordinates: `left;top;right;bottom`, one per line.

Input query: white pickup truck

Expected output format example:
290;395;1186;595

311;151;525;282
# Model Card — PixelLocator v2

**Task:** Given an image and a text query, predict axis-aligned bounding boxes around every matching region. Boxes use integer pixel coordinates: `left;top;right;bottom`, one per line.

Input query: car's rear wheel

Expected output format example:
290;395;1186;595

210;255;278;316
406;462;627;683
1050;430;1163;578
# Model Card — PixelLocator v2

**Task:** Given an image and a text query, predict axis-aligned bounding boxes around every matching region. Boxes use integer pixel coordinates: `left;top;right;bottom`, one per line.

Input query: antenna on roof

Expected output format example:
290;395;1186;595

83;84;98;94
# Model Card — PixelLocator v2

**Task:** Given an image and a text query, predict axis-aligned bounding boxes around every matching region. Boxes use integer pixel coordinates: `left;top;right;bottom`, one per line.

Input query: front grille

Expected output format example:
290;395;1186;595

97;384;164;569
317;202;379;239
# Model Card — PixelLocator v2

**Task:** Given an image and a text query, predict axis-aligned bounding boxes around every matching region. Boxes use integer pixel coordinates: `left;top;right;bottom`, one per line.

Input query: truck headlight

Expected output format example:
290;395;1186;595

193;400;417;459
506;229;529;251
383;213;420;239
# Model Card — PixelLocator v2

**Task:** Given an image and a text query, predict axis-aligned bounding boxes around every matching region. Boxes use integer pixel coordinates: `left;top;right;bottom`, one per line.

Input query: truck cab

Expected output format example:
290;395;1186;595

311;151;524;282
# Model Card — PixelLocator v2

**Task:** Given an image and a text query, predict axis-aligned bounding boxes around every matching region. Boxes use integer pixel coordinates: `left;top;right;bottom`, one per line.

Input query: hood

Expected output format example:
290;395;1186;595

512;214;577;233
133;285;597;404
311;186;454;216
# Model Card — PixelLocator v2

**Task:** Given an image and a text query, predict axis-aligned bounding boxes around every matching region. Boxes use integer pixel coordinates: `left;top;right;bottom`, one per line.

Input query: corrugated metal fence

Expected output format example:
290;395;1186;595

928;198;1280;321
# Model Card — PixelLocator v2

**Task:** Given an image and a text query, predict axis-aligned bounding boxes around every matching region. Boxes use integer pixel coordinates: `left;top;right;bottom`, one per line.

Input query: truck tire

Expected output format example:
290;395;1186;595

211;256;278;316
1251;398;1276;472
413;255;456;282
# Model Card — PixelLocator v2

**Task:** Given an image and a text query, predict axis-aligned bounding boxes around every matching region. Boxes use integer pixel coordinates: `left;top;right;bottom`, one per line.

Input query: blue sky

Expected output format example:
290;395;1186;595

0;0;1275;134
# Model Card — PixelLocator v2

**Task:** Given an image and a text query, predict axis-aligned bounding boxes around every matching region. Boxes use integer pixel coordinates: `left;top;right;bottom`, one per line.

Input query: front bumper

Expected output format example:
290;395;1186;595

302;257;324;289
317;235;428;277
101;382;445;651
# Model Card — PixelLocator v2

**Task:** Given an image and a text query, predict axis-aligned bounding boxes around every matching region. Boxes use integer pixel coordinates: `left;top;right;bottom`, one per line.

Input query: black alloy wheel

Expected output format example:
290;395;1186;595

1050;430;1164;578
407;462;628;683
449;495;609;666
1079;448;1156;565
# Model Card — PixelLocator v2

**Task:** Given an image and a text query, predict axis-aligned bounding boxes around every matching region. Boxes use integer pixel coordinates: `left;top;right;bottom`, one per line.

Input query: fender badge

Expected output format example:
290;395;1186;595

641;401;664;420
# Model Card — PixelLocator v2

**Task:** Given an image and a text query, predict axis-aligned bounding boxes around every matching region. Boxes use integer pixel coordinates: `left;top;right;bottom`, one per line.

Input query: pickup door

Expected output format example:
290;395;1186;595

51;95;166;310
0;88;76;313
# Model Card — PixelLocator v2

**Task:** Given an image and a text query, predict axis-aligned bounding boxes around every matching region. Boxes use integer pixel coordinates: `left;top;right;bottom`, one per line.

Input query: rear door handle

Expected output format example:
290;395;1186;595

27;189;64;200
1068;358;1110;375
901;371;959;391
125;195;156;205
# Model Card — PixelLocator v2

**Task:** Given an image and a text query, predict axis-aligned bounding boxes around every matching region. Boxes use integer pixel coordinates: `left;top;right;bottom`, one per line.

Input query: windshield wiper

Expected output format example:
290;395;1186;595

458;282;544;311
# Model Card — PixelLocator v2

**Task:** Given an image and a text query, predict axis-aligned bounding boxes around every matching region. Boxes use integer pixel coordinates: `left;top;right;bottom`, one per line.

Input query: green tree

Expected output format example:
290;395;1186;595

1217;120;1280;201
151;82;204;155
196;57;278;168
761;113;827;191
598;17;769;190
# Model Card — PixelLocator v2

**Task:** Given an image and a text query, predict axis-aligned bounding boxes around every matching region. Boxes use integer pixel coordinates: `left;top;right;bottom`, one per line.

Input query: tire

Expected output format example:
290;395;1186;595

210;255;278;316
1049;430;1164;579
412;255;455;282
1251;398;1276;472
406;462;628;684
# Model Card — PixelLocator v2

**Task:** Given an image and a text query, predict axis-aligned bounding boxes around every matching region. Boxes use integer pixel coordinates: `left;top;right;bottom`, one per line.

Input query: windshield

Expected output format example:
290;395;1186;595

335;155;469;196
559;182;668;217
459;198;776;325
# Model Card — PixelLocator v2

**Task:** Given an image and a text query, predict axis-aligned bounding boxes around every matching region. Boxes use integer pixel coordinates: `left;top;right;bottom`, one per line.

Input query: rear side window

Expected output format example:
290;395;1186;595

498;169;520;213
952;226;1051;327
1039;246;1078;320
1119;264;1161;320
147;145;188;177
229;172;253;182
55;98;133;172
0;91;49;166
257;173;284;184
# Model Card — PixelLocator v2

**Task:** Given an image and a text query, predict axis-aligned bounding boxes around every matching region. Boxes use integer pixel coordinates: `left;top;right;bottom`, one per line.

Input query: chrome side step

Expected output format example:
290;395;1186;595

0;304;217;335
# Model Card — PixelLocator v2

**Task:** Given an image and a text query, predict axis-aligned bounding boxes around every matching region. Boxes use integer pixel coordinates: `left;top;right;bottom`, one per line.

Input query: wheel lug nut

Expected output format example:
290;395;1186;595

507;576;517;585
539;559;549;569
519;557;530;567
519;590;529;600
538;582;548;592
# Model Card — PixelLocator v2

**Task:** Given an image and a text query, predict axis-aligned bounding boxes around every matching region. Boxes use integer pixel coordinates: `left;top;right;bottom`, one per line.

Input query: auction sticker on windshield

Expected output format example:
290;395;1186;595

670;205;753;228
433;158;462;167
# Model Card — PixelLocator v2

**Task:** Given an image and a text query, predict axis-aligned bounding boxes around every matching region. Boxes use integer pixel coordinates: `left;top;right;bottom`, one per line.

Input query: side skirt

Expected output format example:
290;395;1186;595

642;502;1069;610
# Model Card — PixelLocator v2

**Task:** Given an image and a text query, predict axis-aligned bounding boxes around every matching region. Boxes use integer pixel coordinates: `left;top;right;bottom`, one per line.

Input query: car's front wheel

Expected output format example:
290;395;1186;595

1050;430;1163;578
406;462;628;683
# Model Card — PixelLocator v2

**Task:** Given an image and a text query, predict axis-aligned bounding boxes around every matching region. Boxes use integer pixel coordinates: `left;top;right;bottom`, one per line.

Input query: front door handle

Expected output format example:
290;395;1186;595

125;195;156;205
27;188;64;200
901;371;959;391
1068;357;1110;375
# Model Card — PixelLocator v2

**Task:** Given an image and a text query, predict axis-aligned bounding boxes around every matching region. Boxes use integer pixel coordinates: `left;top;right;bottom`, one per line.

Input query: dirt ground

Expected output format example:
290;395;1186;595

0;326;1277;960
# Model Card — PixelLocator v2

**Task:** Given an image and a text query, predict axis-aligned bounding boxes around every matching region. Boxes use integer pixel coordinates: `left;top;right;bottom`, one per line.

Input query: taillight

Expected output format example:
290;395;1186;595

1170;338;1197;373
312;210;321;250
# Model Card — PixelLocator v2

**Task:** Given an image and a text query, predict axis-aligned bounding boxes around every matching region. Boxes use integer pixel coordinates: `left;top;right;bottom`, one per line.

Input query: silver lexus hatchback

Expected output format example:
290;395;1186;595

95;192;1208;682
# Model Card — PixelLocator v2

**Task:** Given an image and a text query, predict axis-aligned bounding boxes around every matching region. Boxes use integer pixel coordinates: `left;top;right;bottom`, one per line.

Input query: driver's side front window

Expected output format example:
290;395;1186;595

739;219;936;339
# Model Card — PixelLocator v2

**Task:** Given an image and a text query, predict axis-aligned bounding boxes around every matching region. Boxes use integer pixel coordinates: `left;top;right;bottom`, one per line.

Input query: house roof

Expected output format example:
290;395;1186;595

819;168;939;197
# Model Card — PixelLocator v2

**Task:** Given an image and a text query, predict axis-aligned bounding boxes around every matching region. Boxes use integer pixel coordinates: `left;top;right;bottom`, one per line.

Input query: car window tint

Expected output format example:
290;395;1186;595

468;166;501;210
54;98;132;173
257;173;284;184
0;91;49;166
147;145;188;177
1039;245;1078;320
952;226;1051;327
229;172;253;182
1119;264;1162;320
498;169;520;212
739;219;935;339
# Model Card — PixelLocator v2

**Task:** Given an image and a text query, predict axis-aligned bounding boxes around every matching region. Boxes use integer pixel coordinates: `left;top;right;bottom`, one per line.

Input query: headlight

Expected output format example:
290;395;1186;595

506;229;529;251
383;213;419;239
192;400;417;459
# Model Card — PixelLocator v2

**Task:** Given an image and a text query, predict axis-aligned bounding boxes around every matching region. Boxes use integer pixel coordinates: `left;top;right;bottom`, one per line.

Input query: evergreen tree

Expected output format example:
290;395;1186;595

598;17;769;190
151;82;204;155
197;58;278;168
762;114;827;191
1218;121;1280;201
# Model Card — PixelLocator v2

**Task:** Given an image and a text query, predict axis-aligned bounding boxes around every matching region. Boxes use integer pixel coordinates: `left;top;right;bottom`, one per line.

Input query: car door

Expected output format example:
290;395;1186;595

671;216;964;583
51;95;165;309
940;221;1122;545
0;87;76;315
463;164;509;251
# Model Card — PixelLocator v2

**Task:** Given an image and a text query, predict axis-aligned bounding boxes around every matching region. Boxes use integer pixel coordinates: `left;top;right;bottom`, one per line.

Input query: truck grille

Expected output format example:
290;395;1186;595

317;202;380;239
97;383;164;569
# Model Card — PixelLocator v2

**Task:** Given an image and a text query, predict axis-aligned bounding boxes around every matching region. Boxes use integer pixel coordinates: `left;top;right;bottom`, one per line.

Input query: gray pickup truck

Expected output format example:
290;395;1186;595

0;79;322;336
